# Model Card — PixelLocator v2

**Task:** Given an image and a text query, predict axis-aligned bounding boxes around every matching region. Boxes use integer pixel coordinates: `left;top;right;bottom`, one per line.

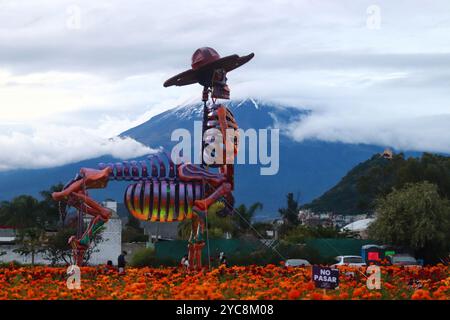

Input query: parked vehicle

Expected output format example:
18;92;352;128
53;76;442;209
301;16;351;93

361;244;384;265
388;254;421;267
332;255;366;268
284;259;311;267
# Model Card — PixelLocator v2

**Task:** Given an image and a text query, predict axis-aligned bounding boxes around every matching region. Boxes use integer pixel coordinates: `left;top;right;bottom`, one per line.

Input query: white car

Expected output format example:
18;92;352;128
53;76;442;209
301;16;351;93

331;255;366;268
389;254;421;268
285;259;311;267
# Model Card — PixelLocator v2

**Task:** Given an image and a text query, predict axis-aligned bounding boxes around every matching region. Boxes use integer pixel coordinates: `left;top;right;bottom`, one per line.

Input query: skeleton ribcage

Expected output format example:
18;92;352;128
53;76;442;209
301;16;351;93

203;104;239;167
124;179;204;222
99;154;206;222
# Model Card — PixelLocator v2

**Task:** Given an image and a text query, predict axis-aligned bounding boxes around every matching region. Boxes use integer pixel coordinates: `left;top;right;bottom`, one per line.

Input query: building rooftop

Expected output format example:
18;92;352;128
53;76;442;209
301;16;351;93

341;218;375;232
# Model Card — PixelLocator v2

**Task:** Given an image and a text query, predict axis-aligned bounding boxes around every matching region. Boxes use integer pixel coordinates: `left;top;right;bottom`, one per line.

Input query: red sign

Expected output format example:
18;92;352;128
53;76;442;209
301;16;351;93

368;252;380;261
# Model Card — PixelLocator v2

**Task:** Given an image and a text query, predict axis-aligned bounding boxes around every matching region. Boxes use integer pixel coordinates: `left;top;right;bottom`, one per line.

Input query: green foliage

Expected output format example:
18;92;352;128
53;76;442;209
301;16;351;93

281;225;357;244
39;183;65;228
206;209;234;238
278;193;300;226
252;222;274;237
177;204;239;240
0;184;106;266
177;220;191;240
0;195;47;229
126;215;142;229
304;152;450;214
0;194;52;266
232;203;263;236
227;243;324;265
122;227;148;243
42;226;104;266
122;215;147;243
13;228;46;265
130;248;156;267
131;247;179;267
42;227;76;265
368;182;450;263
0;261;22;268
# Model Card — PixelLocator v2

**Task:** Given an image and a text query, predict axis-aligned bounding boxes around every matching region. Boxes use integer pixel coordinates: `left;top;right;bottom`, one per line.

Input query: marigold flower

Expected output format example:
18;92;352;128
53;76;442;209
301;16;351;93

288;289;301;300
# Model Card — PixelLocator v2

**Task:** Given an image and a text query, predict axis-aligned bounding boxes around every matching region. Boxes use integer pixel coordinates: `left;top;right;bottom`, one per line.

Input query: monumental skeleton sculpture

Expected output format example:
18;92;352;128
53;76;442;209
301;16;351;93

52;47;254;269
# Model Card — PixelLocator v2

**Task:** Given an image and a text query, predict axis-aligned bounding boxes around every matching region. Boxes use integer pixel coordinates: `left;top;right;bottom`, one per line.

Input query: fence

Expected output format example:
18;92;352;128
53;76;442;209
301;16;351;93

304;238;379;258
154;238;380;265
155;239;260;263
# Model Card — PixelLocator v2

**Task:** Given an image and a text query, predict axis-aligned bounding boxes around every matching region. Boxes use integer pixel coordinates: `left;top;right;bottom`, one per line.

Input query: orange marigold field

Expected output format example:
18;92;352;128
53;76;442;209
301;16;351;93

0;264;448;300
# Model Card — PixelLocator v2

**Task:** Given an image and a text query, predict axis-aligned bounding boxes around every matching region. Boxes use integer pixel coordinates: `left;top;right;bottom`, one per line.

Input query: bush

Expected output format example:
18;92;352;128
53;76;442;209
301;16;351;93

0;260;23;268
130;248;185;267
226;243;325;266
130;248;155;267
122;226;148;243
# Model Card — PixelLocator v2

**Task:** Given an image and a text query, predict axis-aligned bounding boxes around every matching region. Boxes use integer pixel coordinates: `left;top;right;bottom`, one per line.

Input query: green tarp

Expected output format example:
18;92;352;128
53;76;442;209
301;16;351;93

155;239;260;261
155;238;379;263
304;238;379;258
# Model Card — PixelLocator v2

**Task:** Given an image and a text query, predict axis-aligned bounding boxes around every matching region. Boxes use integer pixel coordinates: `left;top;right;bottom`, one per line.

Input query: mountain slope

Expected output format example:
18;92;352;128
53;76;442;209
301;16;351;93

115;98;386;218
0;98;387;219
303;152;449;214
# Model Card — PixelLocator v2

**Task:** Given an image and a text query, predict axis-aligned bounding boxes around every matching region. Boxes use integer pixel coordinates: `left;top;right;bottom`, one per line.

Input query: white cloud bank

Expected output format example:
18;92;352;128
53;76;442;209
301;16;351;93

1;0;450;170
0;124;156;171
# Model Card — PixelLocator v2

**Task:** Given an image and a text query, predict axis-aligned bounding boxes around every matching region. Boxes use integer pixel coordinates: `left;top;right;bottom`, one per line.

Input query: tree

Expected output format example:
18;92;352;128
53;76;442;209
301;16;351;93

0;185;106;266
206;208;234;238
43;226;105;266
282;225;357;244
122;215;147;243
177;203;235;240
78;225;105;265
368;182;450;263
14;228;46;266
303;152;450;215
39;183;65;228
278;193;300;226
0;195;48;266
232;202;263;236
0;195;44;228
42;227;76;265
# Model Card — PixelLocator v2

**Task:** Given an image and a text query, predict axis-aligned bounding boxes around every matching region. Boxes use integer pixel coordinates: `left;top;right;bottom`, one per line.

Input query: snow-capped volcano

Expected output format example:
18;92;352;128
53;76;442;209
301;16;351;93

0;98;384;219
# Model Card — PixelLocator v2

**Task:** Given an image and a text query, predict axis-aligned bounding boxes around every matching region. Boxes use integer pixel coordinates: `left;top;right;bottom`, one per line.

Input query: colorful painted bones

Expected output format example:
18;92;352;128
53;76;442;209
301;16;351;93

52;47;254;269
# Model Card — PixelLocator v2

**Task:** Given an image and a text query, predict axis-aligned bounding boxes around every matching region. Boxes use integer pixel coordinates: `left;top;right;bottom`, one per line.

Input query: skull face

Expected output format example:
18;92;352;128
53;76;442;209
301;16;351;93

197;68;230;100
211;69;230;99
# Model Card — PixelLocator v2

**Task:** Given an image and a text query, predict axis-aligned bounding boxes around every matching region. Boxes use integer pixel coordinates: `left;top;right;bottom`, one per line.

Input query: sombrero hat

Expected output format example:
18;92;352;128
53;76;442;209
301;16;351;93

163;47;254;87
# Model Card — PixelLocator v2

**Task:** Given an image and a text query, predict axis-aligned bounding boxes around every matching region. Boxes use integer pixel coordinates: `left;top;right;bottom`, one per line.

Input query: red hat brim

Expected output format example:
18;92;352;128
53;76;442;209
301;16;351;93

163;53;254;87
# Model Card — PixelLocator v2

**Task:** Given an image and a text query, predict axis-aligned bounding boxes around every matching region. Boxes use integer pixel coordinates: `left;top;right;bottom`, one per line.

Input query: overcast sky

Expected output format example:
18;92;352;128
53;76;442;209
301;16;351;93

1;0;450;171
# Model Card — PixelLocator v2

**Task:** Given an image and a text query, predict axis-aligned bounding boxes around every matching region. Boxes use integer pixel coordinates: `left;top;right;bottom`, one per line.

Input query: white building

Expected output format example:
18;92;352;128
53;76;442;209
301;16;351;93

88;201;122;265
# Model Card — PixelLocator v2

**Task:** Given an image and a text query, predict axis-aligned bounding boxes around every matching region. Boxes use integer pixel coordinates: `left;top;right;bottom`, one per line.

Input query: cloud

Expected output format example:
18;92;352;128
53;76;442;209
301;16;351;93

0;123;157;171
0;0;450;170
286;113;450;153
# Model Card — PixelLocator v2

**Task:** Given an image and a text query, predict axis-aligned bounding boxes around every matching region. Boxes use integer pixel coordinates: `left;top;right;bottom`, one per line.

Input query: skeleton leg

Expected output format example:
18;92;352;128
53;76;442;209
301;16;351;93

193;182;232;213
187;183;232;271
188;213;205;271
65;192;111;266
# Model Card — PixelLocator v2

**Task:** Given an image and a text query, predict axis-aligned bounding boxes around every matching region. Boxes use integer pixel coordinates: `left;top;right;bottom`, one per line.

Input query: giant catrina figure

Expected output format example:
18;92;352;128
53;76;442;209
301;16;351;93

53;47;254;269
